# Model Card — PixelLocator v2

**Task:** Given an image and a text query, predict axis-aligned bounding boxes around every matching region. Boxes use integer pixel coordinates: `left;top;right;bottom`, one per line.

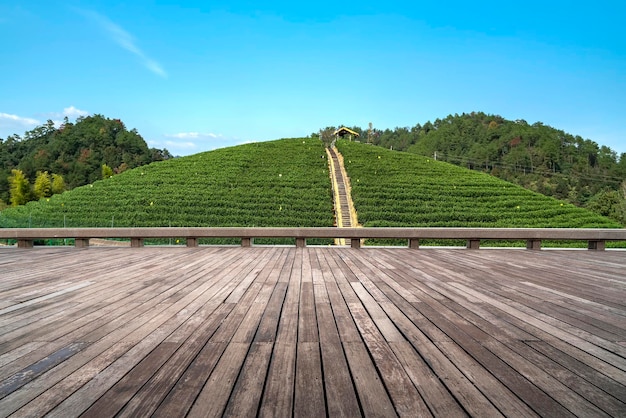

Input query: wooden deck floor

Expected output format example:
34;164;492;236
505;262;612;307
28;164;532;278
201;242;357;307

0;246;625;417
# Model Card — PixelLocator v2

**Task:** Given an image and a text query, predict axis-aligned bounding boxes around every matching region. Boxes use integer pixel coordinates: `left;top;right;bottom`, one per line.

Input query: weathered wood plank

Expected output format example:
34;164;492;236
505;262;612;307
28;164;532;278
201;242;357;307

525;341;626;405
258;342;296;417
42;257;250;417
294;342;326;417
343;341;396;417
1;247;625;418
151;342;228;418
78;341;182;417
319;340;362;417
275;248;300;343
312;249;362;416
316;250;362;342
187;342;249;418
389;341;468;418
223;341;273;417
116;304;233;417
2;249;252;416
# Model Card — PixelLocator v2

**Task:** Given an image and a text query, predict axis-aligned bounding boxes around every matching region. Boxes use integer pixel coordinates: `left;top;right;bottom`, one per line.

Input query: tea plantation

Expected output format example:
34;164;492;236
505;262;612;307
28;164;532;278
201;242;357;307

0;137;621;246
336;140;620;229
0;138;334;231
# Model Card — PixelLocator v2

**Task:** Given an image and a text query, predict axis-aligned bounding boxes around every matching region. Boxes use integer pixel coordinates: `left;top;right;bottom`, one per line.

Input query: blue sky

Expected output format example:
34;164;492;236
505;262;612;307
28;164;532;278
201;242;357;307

1;1;625;156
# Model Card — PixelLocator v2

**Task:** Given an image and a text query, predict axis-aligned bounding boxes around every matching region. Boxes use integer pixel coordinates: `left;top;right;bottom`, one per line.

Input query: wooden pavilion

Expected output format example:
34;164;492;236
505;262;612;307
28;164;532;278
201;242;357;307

334;127;360;140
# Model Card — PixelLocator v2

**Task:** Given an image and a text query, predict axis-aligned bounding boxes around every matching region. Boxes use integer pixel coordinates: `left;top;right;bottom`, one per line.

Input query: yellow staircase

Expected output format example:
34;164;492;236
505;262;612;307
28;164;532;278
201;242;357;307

326;147;359;245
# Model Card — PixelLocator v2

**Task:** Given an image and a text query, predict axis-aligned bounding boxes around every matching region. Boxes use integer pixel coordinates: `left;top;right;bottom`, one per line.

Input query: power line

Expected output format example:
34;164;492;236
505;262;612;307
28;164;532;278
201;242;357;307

425;153;625;184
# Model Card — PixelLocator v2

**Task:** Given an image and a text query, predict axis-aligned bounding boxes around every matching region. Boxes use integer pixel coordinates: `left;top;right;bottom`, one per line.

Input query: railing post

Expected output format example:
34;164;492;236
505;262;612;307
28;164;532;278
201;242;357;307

74;238;90;248
296;237;306;248
588;240;606;251
17;239;34;248
186;238;198;247
526;239;542;250
351;238;361;249
131;238;144;248
241;238;252;247
409;238;420;249
466;239;480;250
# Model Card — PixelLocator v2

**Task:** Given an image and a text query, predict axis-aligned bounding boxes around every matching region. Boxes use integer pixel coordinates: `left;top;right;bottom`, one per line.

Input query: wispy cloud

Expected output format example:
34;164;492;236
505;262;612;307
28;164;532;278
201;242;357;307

165;132;222;140
78;9;167;78
0;107;92;137
152;132;250;156
37;105;90;127
0;112;40;127
164;140;197;149
62;106;89;118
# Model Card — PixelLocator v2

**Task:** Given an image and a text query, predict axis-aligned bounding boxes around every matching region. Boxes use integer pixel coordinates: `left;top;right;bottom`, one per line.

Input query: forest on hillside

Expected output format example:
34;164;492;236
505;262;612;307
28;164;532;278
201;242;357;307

316;112;626;225
0;115;171;207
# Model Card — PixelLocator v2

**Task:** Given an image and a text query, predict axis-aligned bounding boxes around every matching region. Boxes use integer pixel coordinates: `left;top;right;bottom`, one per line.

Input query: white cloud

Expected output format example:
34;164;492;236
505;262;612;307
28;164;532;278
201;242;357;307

0;107;93;138
39;105;89;120
35;106;90;129
78;9;167;78
0;113;41;138
151;132;253;156
165;141;197;149
63;106;89;118
165;132;221;140
0;112;40;127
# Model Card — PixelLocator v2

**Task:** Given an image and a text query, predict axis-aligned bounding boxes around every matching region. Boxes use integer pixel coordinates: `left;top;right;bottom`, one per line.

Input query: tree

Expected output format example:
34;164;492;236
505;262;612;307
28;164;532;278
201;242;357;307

150;148;173;161
9;169;30;206
0;114;168;195
585;189;624;224
51;174;66;195
102;164;114;179
318;126;337;147
33;171;52;199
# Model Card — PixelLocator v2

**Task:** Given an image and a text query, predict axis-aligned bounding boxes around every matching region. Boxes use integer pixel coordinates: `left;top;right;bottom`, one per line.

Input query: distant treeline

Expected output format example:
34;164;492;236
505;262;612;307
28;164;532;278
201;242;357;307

315;112;626;224
0;115;171;207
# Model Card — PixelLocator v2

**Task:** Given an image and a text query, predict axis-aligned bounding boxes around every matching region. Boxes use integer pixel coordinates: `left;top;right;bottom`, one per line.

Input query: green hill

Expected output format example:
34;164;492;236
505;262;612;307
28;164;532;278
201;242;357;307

0;138;333;231
0;115;171;205
320;113;626;225
0;138;621;246
335;140;621;229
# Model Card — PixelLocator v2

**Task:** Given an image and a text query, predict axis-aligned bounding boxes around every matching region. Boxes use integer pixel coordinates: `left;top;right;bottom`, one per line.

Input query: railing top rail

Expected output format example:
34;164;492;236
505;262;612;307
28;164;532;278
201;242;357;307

1;227;625;240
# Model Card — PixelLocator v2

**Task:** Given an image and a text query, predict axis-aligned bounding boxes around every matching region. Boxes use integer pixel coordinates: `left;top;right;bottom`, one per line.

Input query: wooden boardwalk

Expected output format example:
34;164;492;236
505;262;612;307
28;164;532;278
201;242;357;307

0;246;625;417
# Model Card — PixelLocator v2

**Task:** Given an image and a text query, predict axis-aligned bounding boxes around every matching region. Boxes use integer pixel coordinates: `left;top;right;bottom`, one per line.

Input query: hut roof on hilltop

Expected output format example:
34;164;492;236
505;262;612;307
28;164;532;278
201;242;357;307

333;127;360;137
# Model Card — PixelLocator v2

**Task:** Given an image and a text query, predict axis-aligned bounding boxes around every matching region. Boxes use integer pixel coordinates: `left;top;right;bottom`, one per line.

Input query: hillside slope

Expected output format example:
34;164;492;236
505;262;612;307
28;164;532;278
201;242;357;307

320;113;626;225
0;138;333;229
1;138;620;237
336;140;621;229
0;115;170;205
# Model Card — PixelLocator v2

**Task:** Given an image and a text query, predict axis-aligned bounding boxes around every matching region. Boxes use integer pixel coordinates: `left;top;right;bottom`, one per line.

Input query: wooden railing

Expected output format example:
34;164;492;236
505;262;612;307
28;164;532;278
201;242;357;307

1;227;625;250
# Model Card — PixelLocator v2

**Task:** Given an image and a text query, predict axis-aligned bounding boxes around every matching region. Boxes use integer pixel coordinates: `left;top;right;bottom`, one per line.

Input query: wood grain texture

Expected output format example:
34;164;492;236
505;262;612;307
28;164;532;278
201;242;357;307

0;246;624;417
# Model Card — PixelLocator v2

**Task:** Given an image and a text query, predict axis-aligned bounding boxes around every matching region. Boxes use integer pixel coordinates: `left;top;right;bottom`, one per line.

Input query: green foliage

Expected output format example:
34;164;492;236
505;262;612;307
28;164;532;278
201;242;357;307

51;174;66;195
0;115;168;203
102;164;114;179
9;169;30;206
2;137;621;249
0;138;334;232
336;140;621;232
33;171;52;199
330;112;625;218
585;188;625;224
